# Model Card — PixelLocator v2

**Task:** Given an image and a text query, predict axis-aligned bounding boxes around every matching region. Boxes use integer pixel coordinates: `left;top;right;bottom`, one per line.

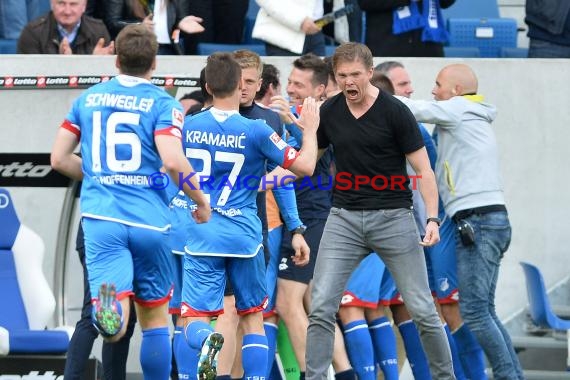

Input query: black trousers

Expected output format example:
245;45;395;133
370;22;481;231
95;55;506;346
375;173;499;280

182;0;249;54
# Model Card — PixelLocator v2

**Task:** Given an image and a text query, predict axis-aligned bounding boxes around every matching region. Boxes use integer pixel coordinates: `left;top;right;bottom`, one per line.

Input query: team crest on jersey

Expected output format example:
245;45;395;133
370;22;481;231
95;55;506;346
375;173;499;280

269;132;287;150
172;108;184;128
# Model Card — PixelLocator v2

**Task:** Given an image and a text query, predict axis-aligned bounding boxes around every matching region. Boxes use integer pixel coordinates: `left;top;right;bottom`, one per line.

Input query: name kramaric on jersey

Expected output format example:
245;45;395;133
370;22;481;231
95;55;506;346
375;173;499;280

185;130;246;149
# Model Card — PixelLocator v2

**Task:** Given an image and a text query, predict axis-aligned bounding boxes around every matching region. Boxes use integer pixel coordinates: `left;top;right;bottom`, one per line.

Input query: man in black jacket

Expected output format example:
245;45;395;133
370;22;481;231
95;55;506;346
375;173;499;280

358;0;455;57
17;0;113;54
525;0;570;58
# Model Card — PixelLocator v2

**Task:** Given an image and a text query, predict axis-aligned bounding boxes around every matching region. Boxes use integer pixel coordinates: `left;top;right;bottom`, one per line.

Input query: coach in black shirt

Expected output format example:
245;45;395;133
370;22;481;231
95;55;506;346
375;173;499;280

305;42;456;380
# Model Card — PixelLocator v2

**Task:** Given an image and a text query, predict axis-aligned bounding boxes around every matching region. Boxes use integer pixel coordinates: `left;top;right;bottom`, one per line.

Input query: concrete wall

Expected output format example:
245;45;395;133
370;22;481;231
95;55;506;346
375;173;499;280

1;55;569;372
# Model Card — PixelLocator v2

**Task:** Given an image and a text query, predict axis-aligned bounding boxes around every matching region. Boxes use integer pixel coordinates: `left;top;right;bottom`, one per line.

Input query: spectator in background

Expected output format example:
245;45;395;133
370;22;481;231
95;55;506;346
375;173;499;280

525;0;570;58
181;0;248;55
252;0;326;56
358;0;455;57
0;0;43;39
17;0;114;54
322;0;361;45
104;0;204;55
86;0;105;19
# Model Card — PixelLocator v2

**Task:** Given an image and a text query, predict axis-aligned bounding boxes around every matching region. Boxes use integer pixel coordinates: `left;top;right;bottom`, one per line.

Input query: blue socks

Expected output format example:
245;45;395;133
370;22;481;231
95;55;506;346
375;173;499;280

398;320;431;380
264;322;279;378
140;327;171;380
453;323;488;380
444;324;467;380
185;320;214;350
242;334;269;379
174;326;199;379
343;320;376;380
368;317;399;380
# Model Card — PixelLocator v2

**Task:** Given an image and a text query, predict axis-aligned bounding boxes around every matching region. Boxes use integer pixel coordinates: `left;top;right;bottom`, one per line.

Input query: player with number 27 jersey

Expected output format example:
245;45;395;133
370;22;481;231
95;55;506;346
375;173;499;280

61;75;185;230
183;108;298;257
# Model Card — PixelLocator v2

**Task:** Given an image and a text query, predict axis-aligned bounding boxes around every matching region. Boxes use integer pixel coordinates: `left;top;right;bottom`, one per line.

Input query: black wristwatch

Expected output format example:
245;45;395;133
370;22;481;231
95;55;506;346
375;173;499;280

426;217;442;226
291;224;307;236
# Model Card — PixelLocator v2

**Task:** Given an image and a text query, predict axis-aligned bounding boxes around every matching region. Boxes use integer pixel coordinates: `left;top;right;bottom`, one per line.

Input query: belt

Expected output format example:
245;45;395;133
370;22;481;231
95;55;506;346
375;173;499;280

453;204;507;221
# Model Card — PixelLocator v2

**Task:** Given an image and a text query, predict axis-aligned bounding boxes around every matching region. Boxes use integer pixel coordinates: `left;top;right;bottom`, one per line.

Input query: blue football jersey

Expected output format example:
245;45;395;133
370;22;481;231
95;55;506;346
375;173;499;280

62;75;185;230
182;108;298;257
166;181;192;254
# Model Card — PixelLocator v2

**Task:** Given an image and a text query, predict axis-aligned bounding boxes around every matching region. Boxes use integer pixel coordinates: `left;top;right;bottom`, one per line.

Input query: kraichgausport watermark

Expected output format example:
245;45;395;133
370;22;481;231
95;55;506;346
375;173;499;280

145;172;422;191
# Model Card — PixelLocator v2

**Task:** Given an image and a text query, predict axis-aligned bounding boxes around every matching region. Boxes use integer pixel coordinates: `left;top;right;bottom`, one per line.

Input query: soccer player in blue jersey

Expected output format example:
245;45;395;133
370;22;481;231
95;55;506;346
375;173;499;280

50;24;210;379
209;49;310;380
179;52;320;380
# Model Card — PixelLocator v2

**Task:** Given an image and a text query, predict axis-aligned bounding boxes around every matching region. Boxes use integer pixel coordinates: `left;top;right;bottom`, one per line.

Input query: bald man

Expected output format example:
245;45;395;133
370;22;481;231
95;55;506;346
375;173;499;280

396;64;524;380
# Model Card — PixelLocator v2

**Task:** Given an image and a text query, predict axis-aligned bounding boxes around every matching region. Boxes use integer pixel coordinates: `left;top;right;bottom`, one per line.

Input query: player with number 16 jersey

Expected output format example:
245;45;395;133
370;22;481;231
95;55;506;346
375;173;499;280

62;75;185;230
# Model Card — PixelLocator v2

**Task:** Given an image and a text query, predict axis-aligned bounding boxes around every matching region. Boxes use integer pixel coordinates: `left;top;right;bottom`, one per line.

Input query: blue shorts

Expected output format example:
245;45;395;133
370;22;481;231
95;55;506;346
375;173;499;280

82;217;173;306
424;216;459;303
168;205;191;314
169;253;183;314
181;248;268;317
264;225;283;317
341;253;399;308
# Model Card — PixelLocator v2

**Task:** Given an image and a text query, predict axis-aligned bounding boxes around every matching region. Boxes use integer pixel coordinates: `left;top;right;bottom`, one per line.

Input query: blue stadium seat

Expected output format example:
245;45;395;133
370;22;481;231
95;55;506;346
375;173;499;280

447;18;517;58
520;262;570;369
325;45;337;57
38;0;51;16
243;0;263;45
0;188;72;356
197;43;266;56
0;39;17;54
499;47;529;58
444;46;481;58
442;0;500;20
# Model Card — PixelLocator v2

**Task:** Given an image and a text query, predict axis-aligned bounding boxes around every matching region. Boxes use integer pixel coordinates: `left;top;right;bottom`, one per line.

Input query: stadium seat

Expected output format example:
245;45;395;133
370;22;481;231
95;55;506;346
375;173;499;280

520;262;570;369
0;188;72;355
197;43;266;56
38;0;51;15
444;46;481;58
0;39;17;54
442;0;500;20
243;0;263;45
500;47;529;58
325;45;337;57
447;18;517;58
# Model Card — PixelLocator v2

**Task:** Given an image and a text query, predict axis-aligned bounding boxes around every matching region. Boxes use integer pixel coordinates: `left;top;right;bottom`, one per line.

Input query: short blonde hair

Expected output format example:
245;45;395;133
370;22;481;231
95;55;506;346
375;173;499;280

232;49;263;78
